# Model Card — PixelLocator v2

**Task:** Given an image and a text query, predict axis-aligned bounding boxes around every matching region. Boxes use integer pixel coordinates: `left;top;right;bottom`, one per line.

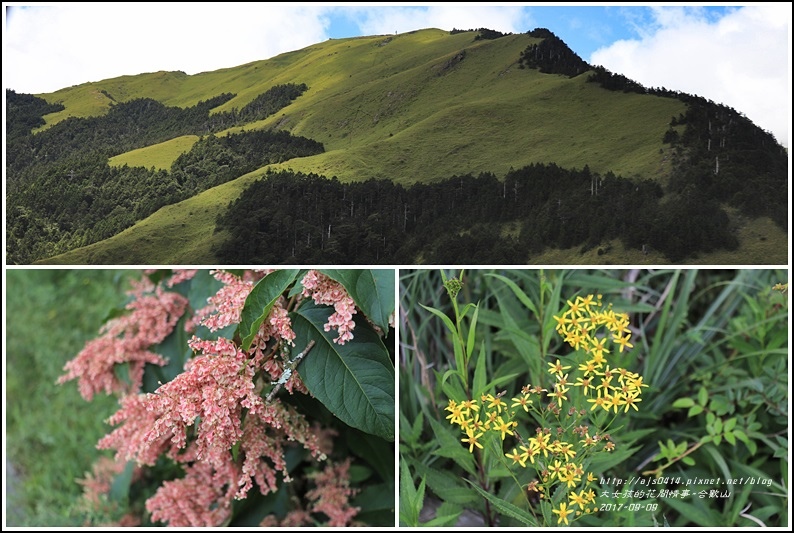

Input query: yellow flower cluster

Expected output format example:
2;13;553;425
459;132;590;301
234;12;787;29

553;295;648;415
444;294;649;527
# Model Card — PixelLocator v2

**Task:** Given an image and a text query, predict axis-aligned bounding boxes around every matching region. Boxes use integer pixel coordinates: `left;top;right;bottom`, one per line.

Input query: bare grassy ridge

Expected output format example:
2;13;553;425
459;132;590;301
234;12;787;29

33;29;783;265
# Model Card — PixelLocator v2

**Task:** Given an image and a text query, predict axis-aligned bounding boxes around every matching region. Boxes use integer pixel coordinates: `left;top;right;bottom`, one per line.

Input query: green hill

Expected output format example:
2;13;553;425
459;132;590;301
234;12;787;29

6;28;787;265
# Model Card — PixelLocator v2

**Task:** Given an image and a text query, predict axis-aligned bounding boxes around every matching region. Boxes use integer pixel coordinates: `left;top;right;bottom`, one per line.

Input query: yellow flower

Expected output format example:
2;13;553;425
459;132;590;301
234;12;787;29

505;448;527;468
569;490;589;511
574;376;594;395
586;392;607;412
550;386;568;408
511;394;532;412
548;358;572;377
622;392;642;412
552;501;574;525
606;392;626;413
461;428;484;453
494;416;514;441
445;403;465;425
613;333;634;353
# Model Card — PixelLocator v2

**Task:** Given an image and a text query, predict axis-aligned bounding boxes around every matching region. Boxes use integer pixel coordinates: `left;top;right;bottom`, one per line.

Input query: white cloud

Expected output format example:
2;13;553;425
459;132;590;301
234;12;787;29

3;4;333;94
590;5;791;147
345;5;532;37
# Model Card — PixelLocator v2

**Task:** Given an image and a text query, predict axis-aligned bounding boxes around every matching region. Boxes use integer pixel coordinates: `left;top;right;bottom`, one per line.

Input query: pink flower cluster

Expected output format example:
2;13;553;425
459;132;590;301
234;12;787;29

191;270;258;332
259;459;360;527
62;269;371;527
58;280;188;400
146;457;239;527
301;270;357;344
98;337;262;469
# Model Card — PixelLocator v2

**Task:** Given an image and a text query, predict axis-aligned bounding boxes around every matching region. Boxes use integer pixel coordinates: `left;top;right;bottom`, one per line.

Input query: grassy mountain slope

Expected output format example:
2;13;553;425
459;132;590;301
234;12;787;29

24;28;785;264
39;29;683;183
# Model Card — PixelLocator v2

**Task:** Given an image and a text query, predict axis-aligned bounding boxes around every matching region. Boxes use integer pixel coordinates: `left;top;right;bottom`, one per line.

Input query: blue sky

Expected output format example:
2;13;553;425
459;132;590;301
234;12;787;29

3;3;791;146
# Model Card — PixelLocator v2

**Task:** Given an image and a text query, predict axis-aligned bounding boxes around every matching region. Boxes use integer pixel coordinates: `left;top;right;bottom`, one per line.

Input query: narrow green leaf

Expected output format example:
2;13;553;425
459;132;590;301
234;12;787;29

419;303;457;337
466;303;480;359
422;502;462;527
473;342;487;398
399;460;421;527
485;273;538;315
465;480;537;526
292;303;395;441
483;373;521;395
427;416;476;476
663;498;719;527
239;269;299;351
319;269;394;332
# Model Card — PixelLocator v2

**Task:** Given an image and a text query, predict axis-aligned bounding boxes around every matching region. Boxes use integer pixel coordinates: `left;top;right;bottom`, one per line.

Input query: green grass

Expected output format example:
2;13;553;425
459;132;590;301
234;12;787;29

108;135;199;170
4;269;138;526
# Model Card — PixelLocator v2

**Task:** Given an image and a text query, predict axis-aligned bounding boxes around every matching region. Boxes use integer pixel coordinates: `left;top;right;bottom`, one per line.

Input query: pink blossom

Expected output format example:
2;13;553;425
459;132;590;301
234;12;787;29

98;337;263;468
300;270;357;344
58;281;187;400
165;269;198;288
97;393;177;466
306;459;360;527
146;459;240;527
193;270;256;332
236;402;325;499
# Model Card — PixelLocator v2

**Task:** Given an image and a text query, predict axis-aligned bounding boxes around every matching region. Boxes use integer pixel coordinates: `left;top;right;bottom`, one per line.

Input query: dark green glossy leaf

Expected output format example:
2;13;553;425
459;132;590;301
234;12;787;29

292;302;394;441
239;269;299;351
319;269;394;332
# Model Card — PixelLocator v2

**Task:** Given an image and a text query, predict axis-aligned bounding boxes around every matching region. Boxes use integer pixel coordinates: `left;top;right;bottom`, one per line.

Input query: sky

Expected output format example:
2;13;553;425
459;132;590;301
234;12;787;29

3;3;791;147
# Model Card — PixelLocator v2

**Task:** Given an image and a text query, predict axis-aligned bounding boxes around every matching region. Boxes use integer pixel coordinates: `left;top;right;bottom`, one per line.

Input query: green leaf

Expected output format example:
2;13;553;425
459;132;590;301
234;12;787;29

483;373;521;395
239;269;299;351
672;397;695;408
697;386;709;406
427;416;476;476
399;460;422;527
465;480;537;526
473;342;487;398
292;302;395;441
345;428;394;483
319;269;394;332
422;502;462;527
466;303;480;359
485;273;538;315
108;460;135;503
419;303;457;337
682;456;696;466
688;405;704;417
663;498;720;527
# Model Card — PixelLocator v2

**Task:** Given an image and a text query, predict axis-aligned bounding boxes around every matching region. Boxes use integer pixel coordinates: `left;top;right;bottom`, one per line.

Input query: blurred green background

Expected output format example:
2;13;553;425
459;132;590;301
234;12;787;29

5;269;137;526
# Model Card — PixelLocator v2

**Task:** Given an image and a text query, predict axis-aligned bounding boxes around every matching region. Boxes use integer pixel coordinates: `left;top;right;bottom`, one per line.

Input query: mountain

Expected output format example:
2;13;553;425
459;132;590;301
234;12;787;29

5;28;788;265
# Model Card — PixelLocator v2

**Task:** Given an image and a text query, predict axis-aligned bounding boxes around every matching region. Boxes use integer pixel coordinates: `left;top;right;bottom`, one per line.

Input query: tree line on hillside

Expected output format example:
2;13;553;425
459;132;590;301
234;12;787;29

519;28;788;230
6;128;323;265
214;165;737;264
449;28;512;40
5;84;316;264
5;84;307;180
